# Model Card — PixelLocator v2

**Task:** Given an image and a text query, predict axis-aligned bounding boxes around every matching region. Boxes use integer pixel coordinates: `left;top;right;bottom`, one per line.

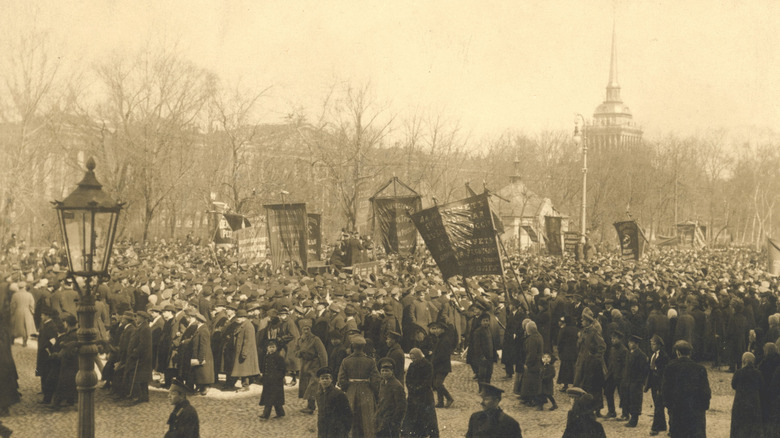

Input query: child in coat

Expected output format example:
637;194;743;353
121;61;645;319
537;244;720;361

259;340;287;419
539;353;558;410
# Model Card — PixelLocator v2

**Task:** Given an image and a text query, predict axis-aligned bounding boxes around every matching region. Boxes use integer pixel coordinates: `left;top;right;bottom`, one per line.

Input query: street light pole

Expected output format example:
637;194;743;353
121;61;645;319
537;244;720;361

53;157;122;438
573;114;587;245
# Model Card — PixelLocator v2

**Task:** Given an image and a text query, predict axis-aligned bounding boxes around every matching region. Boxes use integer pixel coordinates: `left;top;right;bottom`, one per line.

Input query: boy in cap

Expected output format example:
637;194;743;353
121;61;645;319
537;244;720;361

562;387;606;438
375;358;406;438
621;334;649;427
315;366;352;438
258;339;286;420
465;384;522;438
165;378;199;438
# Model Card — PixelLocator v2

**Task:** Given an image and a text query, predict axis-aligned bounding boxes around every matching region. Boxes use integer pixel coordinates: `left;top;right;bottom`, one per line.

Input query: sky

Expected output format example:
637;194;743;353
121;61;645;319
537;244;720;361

3;0;780;143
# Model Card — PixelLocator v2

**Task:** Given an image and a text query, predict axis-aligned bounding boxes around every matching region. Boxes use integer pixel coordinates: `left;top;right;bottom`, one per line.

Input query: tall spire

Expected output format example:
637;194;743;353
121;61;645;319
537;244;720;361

606;19;621;102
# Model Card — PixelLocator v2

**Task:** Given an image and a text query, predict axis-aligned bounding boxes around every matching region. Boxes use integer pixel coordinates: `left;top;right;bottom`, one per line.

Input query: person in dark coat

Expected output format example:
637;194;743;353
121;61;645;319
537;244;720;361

573;307;606;414
36;308;59;403
556;315;578;392
465;383;522;438
337;336;381;438
316;366;352;438
50;314;79;409
375;357;407;438
502;306;524;380
471;313;495;391
662;340;711;438
730;352;764;438
165;378;199;438
604;330;627;418
229;310;260;390
258;340;287;419
385;330;406;384
127;311;154;404
727;299;750;372
759;342;780;427
645;334;670;435
538;353;558;410
428;322;455;408
621;334;649;427
562;387;606;438
0;323;20;416
520;320;543;406
401;348;438;438
189;313;214;395
157;305;176;387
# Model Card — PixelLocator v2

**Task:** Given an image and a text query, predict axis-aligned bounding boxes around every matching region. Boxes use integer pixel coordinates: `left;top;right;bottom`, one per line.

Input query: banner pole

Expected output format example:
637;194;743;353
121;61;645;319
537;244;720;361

497;236;537;314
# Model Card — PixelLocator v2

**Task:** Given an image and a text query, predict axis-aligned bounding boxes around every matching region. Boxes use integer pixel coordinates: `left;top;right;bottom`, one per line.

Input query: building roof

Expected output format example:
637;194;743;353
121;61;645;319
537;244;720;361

494;178;547;219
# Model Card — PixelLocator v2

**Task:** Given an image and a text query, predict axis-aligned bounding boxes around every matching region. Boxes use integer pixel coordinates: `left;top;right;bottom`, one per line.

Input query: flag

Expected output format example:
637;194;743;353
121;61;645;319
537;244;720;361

410;192;502;279
544;216;563;256
768;238;780;276
264;203;308;270
614;220;645;261
372;196;421;254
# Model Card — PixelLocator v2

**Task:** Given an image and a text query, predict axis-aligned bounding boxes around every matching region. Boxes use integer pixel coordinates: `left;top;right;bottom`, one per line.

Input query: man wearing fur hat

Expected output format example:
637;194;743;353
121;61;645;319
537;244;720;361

296;319;328;414
573;307;606;415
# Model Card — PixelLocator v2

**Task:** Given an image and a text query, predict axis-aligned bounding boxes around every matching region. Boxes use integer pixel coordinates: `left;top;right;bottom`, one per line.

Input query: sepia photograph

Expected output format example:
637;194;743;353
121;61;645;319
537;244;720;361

1;1;779;437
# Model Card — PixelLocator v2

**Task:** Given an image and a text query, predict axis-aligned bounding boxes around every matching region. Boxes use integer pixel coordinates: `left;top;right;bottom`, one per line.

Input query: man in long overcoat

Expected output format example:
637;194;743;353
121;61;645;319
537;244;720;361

573;308;606;413
645;335;669;435
662;340;711;438
230;309;260;390
127;311;153;404
296;319;328;413
401;348;439;438
385;331;406;383
10;282;36;346
189;313;214;395
375;357;407;438
428;322;455;408
337;336;380;438
470;313;495;390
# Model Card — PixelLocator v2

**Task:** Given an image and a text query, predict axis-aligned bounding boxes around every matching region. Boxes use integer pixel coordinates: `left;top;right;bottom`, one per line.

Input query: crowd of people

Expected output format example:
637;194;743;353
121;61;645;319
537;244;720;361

1;237;780;437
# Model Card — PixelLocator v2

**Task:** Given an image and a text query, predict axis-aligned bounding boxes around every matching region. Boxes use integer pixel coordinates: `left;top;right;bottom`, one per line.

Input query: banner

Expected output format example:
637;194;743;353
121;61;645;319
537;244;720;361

410;206;460;279
411;192;502;279
235;219;267;263
307;213;322;261
614;220;645;261
564;231;580;254
439;193;503;277
769;238;780;276
677;223;706;248
544;216;563;256
373;196;421;255
214;213;250;247
265;203;308;270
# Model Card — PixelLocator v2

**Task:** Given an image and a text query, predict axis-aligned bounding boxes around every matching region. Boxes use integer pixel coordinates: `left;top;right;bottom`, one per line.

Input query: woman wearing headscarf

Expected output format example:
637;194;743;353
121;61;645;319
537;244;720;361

730;352;764;438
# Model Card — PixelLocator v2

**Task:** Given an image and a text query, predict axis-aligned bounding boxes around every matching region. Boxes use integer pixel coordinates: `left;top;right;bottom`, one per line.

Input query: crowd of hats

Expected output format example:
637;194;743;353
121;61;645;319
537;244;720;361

3;240;778;328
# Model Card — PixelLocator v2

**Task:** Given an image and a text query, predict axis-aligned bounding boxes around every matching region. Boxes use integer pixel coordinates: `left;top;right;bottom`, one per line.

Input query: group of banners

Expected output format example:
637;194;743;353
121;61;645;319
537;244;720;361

229;205;321;269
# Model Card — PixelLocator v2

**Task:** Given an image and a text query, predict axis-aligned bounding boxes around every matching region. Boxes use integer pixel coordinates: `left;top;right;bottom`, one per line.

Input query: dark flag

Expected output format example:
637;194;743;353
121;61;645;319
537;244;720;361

544;216;563;256
439;192;503;277
410;206;460;279
265;203;308;270
411;192;503;279
307;213;322;261
614;220;645;261
214;213;250;247
373;196;421;254
768;238;780;276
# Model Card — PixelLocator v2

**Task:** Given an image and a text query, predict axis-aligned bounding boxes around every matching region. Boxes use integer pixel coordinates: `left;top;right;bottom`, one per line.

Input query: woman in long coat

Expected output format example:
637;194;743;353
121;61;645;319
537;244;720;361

731;352;764;438
10;283;36;346
520;320;543;404
402;348;439;438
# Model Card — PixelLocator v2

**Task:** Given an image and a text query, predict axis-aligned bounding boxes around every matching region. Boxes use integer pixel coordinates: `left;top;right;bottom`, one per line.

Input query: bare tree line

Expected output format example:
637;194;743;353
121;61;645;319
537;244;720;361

1;32;778;249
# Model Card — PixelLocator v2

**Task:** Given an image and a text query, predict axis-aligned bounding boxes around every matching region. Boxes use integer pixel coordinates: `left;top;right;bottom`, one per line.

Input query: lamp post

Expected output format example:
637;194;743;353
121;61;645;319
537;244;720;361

572;114;587;246
53;157;122;438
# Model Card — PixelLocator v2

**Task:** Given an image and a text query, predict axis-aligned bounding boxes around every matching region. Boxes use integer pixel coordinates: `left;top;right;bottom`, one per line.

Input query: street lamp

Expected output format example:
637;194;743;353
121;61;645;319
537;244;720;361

53;157;122;438
573;114;587;248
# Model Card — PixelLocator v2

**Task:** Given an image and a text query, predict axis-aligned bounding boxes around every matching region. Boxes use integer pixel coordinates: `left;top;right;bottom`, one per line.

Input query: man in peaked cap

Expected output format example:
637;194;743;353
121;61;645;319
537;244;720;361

384;330;405;383
621;334;649;428
466;383;522;438
375;357;406;438
315;366;352;438
165;378;199;438
337;335;380;438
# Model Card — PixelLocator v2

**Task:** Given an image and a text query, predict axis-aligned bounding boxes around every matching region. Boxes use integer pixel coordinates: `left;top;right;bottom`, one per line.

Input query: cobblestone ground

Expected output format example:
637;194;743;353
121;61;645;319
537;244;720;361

4;340;735;437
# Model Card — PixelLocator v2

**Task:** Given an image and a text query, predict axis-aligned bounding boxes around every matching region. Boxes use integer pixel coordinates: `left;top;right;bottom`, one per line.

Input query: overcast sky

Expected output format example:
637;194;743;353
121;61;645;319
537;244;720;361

4;0;780;142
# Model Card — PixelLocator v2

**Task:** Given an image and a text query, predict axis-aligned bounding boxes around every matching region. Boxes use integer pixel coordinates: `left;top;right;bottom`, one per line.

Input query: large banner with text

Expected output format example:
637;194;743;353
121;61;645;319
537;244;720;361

373;196;422;255
411;192;502;279
265;203;308;270
614;220;645;261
